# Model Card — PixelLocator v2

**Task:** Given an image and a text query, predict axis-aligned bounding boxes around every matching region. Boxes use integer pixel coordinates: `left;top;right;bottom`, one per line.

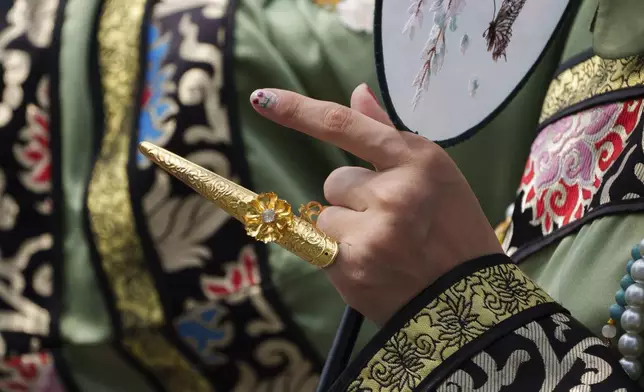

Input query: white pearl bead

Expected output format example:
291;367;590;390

602;324;617;339
626;283;644;307
622;308;644;333
620;357;643;380
631;259;644;283
619;333;644;358
639;239;644;259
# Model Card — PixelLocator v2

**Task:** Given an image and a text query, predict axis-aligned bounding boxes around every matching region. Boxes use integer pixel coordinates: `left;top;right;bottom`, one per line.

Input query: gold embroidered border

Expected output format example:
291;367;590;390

346;263;553;392
540;55;644;123
87;1;211;390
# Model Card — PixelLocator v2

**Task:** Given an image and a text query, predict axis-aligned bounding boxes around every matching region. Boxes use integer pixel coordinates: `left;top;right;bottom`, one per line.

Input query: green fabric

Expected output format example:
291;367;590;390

517;0;644;386
235;0;577;357
521;214;644;344
234;0;381;356
59;0;112;343
520;215;644;387
593;0;644;59
444;40;564;224
55;0;637;383
518;0;625;338
59;0;151;389
561;0;597;61
63;345;154;392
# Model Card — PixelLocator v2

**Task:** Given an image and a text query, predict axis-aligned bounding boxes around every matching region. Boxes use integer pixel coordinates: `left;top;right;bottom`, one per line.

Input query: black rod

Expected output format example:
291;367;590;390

316;306;364;392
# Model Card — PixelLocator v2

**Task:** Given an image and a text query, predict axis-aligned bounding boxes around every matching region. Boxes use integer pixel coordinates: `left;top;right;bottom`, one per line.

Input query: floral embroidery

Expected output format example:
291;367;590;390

0;352;64;392
374;332;425;390
348;263;553;391
437;295;488;351
201;245;261;301
137;23;177;168
517;100;643;235
175;303;234;366
13;78;51;194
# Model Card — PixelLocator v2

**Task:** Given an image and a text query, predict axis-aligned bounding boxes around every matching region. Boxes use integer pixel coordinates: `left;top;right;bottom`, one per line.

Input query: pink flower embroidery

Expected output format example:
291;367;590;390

0;353;62;392
518;100;643;234
14;79;51;194
201;245;260;301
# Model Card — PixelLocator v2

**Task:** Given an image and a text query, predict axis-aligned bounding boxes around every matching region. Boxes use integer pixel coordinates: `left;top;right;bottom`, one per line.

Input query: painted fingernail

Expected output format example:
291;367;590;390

251;89;278;109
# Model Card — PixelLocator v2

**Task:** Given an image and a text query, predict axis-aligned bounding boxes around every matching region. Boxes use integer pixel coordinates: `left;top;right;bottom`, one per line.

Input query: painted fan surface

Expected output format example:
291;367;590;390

375;0;571;145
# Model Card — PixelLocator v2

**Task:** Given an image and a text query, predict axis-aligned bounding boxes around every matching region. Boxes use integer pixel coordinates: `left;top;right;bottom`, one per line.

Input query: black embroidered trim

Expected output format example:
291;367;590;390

372;0;579;147
327;254;513;391
511;100;644;263
83;0;167;390
418;302;565;391
440;312;641;390
125;0;219;386
224;0;325;370
119;0;323;389
537;85;644;132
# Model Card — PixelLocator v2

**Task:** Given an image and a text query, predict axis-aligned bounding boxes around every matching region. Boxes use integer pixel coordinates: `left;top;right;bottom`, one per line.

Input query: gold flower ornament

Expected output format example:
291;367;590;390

244;192;294;243
138;142;339;268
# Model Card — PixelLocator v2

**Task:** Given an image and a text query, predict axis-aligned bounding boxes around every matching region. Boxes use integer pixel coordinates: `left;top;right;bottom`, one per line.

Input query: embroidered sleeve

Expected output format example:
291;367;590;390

327;254;641;391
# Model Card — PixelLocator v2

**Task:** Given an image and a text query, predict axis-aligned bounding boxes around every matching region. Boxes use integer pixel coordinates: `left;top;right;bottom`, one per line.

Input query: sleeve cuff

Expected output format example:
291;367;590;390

329;253;563;391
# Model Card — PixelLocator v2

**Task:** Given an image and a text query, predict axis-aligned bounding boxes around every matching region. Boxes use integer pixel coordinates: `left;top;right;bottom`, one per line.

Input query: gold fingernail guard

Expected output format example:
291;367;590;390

138;142;338;268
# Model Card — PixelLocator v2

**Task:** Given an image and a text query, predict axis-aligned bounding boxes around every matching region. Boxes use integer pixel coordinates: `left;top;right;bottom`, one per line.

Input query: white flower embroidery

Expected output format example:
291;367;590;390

336;0;376;34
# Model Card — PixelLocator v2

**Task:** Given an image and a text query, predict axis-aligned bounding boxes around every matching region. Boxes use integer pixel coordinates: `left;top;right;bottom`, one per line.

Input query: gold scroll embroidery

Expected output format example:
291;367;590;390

87;0;211;390
540;55;644;123
347;263;553;392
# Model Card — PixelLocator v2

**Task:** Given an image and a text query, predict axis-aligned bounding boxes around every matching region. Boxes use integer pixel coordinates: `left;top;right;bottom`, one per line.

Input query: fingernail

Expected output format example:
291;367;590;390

364;84;379;103
251;89;278;109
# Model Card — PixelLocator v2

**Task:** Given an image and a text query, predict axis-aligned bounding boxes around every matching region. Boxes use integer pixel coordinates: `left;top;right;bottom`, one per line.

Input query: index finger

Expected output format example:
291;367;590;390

250;88;411;170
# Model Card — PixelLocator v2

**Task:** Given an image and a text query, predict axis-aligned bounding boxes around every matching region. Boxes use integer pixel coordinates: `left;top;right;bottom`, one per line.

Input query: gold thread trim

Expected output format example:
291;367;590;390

540;55;644;124
348;263;553;392
87;1;211;390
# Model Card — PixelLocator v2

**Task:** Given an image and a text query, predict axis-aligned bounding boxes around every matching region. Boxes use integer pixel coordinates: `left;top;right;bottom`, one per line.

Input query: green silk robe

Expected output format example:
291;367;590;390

1;0;643;390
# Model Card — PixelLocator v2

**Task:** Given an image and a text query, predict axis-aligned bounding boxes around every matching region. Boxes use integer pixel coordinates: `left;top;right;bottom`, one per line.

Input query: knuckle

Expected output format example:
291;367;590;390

370;186;407;209
323;106;353;135
421;145;452;170
280;97;303;121
323;166;351;199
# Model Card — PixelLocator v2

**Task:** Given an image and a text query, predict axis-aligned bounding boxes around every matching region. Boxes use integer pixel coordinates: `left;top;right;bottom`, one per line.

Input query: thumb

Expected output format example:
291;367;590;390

350;83;394;127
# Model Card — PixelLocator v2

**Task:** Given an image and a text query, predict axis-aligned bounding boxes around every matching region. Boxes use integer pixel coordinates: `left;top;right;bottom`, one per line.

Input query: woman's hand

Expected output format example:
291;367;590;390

250;84;502;325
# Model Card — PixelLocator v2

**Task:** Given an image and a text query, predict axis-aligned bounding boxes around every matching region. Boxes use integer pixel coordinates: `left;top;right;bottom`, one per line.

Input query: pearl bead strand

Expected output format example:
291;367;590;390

606;241;644;380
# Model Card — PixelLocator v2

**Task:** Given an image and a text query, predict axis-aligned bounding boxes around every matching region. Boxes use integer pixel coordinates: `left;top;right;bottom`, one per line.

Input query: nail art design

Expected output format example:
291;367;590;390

251;90;278;109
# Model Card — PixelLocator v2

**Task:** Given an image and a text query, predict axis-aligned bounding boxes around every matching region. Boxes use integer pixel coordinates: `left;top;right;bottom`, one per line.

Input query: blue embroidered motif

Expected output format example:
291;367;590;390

137;24;176;168
175;304;231;365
